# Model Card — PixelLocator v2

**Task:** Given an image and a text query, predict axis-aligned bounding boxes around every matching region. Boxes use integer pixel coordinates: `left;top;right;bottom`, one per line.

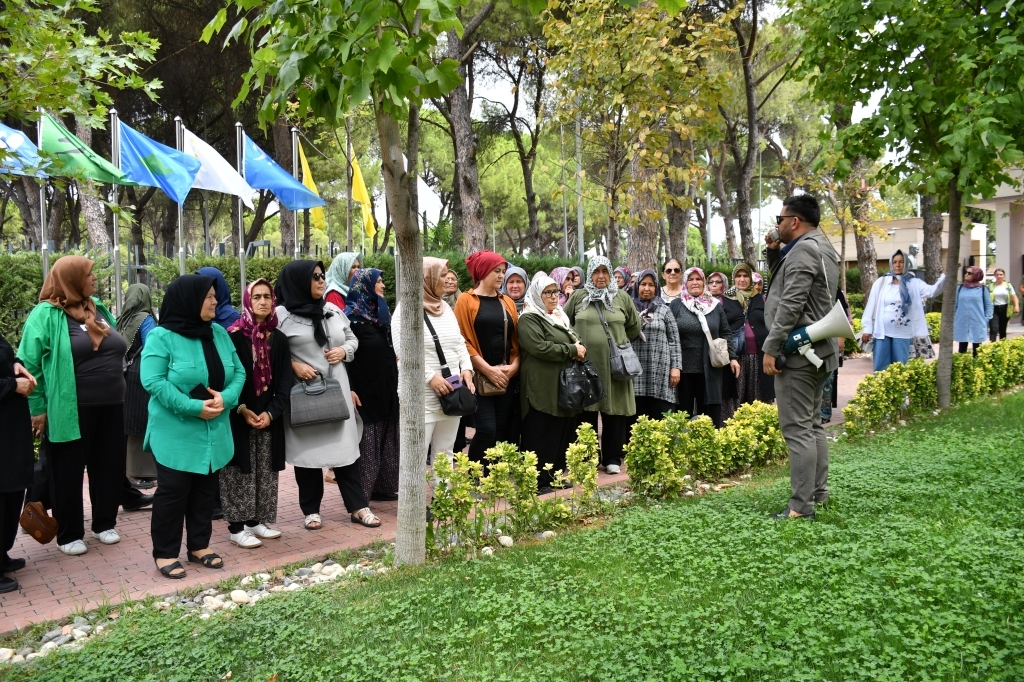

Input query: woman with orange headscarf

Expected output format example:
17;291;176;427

17;256;128;556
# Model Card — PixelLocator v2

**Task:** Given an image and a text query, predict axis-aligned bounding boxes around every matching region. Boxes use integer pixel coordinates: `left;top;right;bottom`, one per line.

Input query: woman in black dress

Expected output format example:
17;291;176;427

0;334;36;593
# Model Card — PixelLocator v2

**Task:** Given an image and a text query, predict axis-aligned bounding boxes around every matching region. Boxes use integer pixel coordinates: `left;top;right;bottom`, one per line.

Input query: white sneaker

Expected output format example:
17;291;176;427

605;464;621;475
244;523;281;540
58;540;88;555
91;529;121;545
230;530;262;548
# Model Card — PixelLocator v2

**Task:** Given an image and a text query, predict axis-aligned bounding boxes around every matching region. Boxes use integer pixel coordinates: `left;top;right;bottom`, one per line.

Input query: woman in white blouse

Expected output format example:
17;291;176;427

391;257;475;465
861;249;945;372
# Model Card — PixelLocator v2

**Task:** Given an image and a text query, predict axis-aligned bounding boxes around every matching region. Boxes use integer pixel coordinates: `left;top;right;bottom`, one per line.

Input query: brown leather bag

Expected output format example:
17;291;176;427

20;500;57;544
474;299;509;397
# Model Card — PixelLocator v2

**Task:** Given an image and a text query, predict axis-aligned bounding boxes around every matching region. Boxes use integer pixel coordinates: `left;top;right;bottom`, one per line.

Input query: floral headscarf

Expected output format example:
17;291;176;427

581;256;619;311
549;267;572;306
679;267;719;314
614;265;633;293
344;268;391;326
724;262;757;313
227;278;278;396
522;274;574;332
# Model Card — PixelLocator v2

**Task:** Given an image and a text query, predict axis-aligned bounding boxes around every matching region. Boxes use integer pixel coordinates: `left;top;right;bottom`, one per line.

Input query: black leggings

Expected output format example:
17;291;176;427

958;342;981;357
677;372;723;428
991;304;1009;341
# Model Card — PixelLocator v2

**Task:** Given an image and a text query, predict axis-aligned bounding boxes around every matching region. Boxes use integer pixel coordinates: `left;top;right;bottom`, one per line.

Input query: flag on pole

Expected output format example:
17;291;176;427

118;121;200;204
297;143;325;231
242;134;325;211
39;113;129;185
182;126;255;209
0;123;48;178
351;155;376;238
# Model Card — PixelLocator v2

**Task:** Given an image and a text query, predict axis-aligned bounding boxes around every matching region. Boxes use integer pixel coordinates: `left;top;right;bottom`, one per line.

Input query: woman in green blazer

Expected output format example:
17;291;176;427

565;257;641;475
141;275;245;579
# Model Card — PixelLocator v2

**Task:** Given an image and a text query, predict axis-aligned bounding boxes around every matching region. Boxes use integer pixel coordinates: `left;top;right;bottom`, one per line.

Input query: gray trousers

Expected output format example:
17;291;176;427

775;361;832;515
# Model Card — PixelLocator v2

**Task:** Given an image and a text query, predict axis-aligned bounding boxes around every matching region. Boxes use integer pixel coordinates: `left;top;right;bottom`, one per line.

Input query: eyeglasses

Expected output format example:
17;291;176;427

775;214;797;225
708;279;723;285
312;272;326;281
541;290;559;298
664;268;681;274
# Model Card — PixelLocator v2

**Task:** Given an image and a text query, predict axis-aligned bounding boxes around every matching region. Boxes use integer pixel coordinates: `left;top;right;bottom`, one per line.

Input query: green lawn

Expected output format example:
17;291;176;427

13;393;1024;681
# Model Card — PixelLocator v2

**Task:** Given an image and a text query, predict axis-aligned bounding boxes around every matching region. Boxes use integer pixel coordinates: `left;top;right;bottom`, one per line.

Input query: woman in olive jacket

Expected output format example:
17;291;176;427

518;274;588;492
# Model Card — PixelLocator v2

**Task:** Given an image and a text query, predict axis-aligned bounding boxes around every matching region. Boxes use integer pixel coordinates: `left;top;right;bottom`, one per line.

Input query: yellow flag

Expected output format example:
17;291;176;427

350;155;376;238
297;143;326;231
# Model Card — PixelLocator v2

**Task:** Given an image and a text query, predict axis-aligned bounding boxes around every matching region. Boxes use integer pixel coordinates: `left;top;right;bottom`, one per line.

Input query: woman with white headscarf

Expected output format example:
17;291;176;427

324;252;362;309
565;256;640;475
518;274;588;492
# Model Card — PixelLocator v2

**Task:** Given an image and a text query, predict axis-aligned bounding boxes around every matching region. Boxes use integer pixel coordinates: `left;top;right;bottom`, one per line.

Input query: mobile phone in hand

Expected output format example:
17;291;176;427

444;375;463;390
189;383;214;400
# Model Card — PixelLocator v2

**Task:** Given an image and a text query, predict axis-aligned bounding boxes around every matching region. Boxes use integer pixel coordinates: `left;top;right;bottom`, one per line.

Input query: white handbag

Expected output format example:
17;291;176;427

697;311;731;368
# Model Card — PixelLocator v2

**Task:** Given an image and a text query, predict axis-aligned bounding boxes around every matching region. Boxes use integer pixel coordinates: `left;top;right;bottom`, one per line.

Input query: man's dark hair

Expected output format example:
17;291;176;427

782;194;821;227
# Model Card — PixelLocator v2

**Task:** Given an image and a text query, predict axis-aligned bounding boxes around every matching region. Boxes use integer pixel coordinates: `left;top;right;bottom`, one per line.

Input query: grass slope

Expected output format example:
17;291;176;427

12;394;1024;681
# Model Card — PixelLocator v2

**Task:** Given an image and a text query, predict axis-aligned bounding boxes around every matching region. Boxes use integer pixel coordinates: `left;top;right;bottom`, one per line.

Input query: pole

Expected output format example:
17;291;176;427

574;116;585;264
757;147;762;249
236;122;247;291
560;123;569;257
291;127;300;260
705;151;712;260
345;117;354;252
109;109;123;314
174;116;185;275
36;108;49;281
202;190;210;255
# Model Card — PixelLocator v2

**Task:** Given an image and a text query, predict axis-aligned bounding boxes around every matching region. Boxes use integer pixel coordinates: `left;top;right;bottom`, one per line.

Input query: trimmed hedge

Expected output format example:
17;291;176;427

843;335;1024;436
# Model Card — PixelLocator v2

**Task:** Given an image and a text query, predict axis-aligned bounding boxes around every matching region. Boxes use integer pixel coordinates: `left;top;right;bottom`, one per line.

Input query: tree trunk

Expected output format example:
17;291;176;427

7;177;43;245
272;118;296;255
709;146;739;260
839;221;847;292
936;179;962;409
665;132;691;264
74;120;110;246
921;193;943;284
847;158;877;296
627;164;659;273
730;14;760;266
448;29;486;253
376;108;427;566
605;152;620;264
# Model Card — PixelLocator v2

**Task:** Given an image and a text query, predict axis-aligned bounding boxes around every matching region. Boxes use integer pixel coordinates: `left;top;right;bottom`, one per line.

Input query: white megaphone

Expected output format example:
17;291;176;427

780;301;855;369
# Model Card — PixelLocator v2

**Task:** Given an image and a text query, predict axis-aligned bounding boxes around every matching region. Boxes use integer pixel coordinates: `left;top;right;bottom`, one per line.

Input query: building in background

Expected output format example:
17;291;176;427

967;169;1024;286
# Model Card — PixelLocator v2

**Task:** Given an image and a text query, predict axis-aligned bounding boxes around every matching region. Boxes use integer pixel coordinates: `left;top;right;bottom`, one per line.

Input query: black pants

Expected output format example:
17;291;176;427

150;461;217;559
578;411;632;468
521;407;577;489
958;342;981;357
294;463;367;516
634;396;676;421
47;404;125;545
1;489;25;569
991;304;1009;341
468;391;517;464
677;372;722;428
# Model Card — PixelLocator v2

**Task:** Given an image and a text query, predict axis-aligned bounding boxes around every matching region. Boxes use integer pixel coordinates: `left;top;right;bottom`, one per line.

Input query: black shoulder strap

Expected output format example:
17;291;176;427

422;312;452;378
669;298;683;317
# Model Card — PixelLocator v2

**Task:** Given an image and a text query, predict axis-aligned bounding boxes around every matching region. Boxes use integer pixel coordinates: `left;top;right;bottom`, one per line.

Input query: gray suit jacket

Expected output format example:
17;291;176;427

764;228;841;371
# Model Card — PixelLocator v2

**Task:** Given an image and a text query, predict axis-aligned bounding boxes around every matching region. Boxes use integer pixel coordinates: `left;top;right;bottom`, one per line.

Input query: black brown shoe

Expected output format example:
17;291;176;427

770;507;815;521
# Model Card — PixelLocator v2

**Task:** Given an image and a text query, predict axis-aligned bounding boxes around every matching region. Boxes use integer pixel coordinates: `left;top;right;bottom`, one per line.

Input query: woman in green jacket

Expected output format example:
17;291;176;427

565;256;641;475
518;274;588;493
17;256;127;556
142;274;245;579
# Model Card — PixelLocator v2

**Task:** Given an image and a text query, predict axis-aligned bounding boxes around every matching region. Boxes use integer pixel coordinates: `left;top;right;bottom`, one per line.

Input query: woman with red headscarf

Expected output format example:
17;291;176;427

953;266;993;357
454;250;521;461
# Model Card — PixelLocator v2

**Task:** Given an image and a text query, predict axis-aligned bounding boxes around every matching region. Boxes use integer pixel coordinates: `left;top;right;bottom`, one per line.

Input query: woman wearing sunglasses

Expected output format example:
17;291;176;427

660;258;684;302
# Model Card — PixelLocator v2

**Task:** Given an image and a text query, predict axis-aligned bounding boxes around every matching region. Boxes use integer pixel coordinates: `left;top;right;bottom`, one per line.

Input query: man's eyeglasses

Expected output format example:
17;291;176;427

664;268;681;274
312;272;326;281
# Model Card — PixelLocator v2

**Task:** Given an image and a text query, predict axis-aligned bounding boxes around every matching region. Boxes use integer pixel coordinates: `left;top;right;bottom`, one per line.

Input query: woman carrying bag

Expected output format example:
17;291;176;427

954;266;993;357
118;283;159;487
518;275;589;492
630;269;682;420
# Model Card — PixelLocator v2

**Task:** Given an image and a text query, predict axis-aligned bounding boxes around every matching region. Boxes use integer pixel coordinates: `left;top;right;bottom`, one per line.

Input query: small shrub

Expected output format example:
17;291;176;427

624;416;678;498
926;312;941;343
427;451;483;551
685;415;726;480
563;422;601;515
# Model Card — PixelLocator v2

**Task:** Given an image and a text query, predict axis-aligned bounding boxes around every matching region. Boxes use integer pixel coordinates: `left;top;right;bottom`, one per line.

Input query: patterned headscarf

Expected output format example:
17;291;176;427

325;252;362;298
631;269;663;325
962;265;986;289
724;262;757;313
614;265;633;293
345;268;391;326
888;249;916;315
227;278;278;396
522;274;573;332
581;256;619;311
549;267;572;306
679;267;719;314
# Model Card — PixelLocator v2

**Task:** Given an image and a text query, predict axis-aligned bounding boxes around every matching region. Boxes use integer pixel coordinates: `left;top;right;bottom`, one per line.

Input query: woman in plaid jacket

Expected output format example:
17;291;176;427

630;269;682;419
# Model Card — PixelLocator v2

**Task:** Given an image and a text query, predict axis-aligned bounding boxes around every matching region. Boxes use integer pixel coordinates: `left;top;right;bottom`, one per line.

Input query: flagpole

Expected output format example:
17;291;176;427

36;108;49;281
575;114;585;264
174;116;186;275
291;127;300;260
109;110;123;314
236;122;247;291
345;117;354;252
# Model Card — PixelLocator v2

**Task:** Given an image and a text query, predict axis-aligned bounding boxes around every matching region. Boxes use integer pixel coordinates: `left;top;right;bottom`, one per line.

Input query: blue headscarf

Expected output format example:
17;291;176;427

344;268;391;327
195;266;240;328
887;249;915;316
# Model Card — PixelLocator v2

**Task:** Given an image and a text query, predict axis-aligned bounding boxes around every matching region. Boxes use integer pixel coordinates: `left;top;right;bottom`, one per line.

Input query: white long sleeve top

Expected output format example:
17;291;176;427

391;301;473;420
861;273;945;340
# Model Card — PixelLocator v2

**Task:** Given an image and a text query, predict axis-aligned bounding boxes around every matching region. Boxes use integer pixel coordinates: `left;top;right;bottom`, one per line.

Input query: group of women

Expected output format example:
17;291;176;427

2;253;396;588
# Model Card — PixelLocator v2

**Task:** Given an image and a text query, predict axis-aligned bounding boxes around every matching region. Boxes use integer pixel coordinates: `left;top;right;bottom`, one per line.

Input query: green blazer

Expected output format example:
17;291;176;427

140;325;245;474
16;299;116;443
517;312;581;419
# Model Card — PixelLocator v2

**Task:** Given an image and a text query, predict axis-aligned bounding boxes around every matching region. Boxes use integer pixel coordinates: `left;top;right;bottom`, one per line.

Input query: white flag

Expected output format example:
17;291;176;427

182;126;255;209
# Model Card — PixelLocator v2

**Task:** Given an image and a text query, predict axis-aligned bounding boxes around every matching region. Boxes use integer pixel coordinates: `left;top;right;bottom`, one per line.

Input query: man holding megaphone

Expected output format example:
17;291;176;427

763;195;844;521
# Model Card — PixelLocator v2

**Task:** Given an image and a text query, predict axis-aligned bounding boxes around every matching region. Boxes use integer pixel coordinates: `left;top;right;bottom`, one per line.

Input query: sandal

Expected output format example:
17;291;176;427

155;559;186;579
304;513;323;531
351;508;381;528
186;551;224;569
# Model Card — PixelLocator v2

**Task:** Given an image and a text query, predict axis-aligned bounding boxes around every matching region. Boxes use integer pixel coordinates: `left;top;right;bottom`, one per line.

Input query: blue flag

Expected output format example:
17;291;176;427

243;134;325;211
119;122;200;204
0;123;48;178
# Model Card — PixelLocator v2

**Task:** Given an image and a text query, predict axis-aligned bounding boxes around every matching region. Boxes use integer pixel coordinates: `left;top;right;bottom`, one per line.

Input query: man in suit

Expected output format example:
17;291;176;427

763;194;839;520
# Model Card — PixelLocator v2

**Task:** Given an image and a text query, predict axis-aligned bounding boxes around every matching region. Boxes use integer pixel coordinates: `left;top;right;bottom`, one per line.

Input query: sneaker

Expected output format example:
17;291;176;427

58;540;88;555
605;464;621;475
92;529;121;545
230;530;262;548
244;523;281;540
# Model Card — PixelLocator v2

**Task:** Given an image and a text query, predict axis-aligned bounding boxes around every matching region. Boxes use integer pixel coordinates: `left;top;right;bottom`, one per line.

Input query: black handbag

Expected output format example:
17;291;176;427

594;303;643;380
423;313;478;417
558;359;605;411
